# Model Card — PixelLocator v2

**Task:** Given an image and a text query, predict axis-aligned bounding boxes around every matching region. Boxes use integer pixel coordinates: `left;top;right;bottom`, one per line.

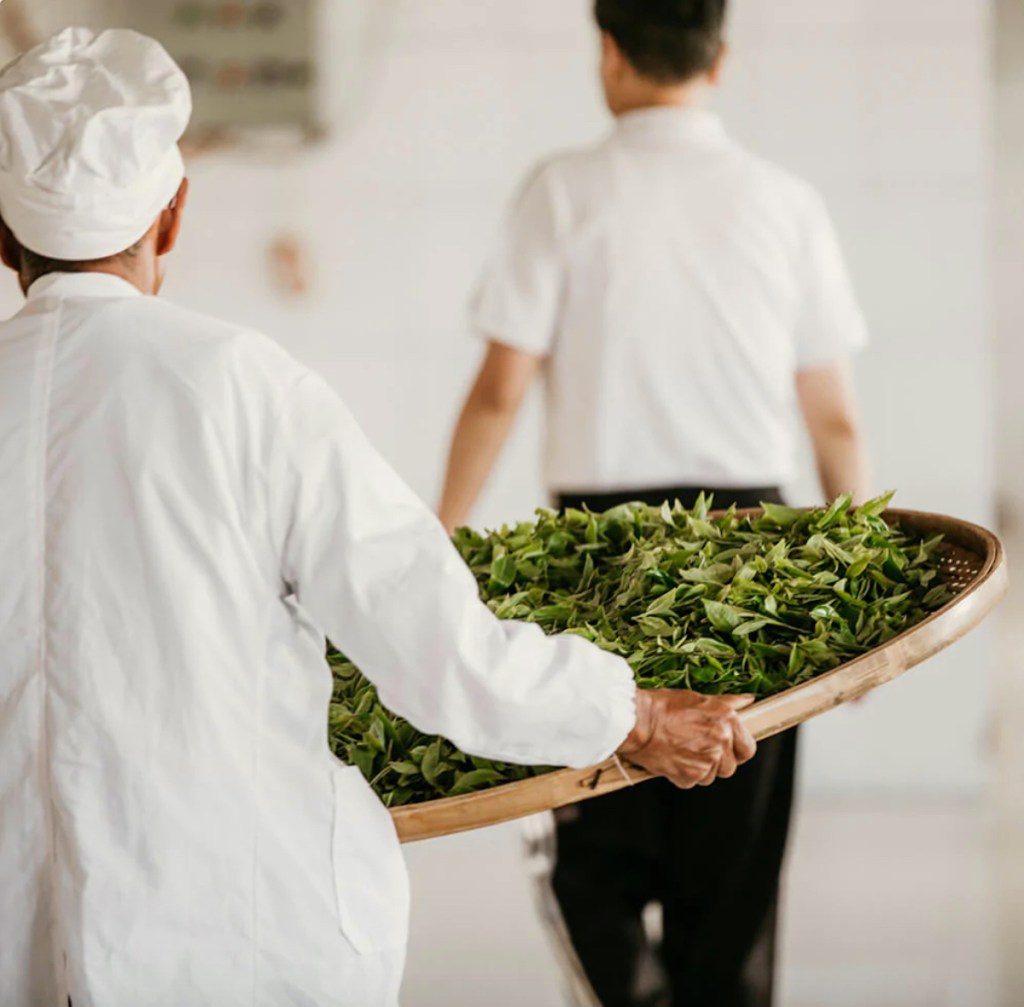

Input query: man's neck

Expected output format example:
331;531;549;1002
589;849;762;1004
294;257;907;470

22;262;155;298
611;82;708;118
78;263;154;295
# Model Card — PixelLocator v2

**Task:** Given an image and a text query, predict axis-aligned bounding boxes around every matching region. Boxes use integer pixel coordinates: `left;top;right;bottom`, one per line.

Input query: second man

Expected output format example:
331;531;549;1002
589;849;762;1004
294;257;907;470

438;2;872;1006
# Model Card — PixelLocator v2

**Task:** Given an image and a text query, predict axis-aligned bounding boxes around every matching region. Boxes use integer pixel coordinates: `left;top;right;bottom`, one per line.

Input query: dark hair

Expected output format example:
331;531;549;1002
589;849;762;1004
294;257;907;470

595;0;727;84
16;238;143;287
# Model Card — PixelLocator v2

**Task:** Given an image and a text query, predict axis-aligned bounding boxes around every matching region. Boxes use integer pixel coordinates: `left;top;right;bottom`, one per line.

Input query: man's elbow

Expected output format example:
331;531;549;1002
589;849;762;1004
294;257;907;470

805;399;862;444
819;413;862;443
473;379;527;415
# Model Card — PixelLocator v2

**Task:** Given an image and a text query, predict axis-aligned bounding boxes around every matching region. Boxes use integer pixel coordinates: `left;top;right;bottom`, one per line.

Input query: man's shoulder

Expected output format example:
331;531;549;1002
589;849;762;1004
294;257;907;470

732;147;829;218
528;137;613;186
92;297;313;421
128;296;306;387
511;137;618;221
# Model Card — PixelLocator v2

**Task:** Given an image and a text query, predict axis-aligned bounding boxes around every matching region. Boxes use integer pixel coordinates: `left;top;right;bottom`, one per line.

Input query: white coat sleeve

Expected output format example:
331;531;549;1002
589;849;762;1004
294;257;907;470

269;371;636;769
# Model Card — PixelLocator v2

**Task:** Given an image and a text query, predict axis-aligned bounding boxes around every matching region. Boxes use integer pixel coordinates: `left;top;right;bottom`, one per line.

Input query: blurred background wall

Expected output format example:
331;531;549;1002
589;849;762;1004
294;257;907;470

994;0;1024;1001
0;1;1014;1004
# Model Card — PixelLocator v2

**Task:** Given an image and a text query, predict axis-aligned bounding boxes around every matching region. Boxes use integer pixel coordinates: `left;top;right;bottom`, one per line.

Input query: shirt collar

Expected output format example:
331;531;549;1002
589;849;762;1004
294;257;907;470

615;106;729;148
25;271;144;303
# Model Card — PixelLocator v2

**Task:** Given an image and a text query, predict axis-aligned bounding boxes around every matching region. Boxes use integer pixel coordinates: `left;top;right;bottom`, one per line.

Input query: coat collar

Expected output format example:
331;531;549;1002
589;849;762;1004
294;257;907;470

25;271;144;303
615;106;729;149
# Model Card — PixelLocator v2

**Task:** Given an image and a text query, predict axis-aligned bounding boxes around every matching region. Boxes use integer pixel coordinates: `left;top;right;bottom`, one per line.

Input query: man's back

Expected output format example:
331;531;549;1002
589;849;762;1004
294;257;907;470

438;10;872;1007
0;273;404;1006
472;107;867;493
0;271;640;1007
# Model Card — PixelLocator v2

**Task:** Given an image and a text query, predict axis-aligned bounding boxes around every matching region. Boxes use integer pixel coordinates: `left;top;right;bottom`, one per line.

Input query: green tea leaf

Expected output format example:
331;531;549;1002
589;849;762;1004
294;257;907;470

489;554;518;592
703;600;749;632
856;491;895;519
645;587;678;616
449;769;506;795
759;502;806;528
389;761;422;777
420;740;446;789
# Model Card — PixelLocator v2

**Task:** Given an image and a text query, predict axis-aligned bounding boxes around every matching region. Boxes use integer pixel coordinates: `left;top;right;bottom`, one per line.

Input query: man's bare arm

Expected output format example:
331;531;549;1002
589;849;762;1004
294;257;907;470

796;359;871;503
438;341;543;533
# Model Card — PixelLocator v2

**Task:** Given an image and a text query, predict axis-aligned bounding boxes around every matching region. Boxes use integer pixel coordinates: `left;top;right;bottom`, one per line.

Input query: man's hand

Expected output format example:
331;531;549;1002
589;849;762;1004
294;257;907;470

618;689;757;790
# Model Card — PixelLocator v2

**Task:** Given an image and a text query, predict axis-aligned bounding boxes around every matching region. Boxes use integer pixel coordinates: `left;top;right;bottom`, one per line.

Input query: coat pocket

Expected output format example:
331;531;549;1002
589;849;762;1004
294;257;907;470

330;764;410;955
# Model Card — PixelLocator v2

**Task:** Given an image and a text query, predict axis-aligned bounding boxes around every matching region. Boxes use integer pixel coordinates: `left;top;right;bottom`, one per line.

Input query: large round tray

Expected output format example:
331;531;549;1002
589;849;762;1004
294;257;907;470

391;509;1007;844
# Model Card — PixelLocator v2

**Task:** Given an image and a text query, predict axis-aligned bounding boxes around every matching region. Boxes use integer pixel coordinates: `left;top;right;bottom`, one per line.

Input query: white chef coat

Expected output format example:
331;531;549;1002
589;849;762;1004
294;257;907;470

0;272;635;1007
471;107;868;494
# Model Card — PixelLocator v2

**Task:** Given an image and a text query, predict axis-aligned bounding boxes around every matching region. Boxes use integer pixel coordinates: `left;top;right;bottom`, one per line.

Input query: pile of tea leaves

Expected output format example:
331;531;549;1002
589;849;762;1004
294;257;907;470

329;493;955;807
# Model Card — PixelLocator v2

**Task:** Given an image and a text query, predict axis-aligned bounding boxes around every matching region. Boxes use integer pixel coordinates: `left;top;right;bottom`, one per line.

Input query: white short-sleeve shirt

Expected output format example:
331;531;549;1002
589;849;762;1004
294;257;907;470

471;107;868;494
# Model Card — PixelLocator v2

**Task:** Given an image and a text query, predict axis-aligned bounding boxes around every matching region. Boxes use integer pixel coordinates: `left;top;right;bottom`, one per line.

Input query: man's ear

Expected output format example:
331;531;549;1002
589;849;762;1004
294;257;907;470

156;177;189;257
707;41;728;86
601;31;626;81
0;216;22;274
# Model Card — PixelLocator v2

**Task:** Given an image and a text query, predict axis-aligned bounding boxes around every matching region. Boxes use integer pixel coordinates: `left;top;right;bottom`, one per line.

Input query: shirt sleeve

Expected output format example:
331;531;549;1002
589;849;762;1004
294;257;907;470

469;162;568;357
794;192;870;369
268;371;636;769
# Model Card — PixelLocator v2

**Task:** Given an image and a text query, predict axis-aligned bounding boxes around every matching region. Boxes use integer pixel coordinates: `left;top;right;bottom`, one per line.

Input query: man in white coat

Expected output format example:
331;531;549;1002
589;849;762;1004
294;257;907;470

0;27;757;1007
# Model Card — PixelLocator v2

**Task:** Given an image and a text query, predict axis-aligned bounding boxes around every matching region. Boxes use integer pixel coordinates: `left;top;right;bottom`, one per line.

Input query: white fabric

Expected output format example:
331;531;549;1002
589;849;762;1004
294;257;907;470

0;27;190;260
471;107;869;494
0;272;635;1007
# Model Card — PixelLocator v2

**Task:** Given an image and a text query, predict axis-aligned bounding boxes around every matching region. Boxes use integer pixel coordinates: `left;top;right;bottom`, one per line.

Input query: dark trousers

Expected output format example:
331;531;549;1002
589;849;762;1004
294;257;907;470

552;486;798;1007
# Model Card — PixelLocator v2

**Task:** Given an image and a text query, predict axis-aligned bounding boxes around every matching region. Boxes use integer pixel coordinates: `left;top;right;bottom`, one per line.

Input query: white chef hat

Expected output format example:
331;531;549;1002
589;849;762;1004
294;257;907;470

0;26;192;261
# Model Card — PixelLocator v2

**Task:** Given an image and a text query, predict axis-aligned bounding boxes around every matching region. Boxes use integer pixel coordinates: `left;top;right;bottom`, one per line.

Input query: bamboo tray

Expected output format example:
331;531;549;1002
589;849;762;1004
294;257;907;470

391;509;1007;844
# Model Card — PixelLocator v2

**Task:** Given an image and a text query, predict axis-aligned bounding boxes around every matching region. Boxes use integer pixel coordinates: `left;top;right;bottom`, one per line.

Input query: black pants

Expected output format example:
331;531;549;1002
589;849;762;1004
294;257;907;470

552;486;798;1007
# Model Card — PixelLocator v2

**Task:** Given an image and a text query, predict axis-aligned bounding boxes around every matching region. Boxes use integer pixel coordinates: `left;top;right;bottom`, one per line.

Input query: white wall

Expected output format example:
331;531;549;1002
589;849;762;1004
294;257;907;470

995;0;1024;510
992;0;1024;837
0;0;994;798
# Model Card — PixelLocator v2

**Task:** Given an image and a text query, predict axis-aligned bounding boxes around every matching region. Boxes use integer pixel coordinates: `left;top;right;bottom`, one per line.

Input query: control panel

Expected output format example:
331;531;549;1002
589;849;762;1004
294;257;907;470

139;1;320;138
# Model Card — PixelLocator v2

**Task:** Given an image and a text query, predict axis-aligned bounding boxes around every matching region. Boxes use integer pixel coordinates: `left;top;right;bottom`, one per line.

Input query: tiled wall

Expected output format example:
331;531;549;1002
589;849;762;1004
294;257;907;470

0;0;995;795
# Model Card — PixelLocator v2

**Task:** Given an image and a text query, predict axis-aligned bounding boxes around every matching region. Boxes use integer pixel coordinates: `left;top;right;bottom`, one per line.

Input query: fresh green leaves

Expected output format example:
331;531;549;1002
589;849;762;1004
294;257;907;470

328;496;957;806
488;553;518;592
759;502;806;528
702;600;751;633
